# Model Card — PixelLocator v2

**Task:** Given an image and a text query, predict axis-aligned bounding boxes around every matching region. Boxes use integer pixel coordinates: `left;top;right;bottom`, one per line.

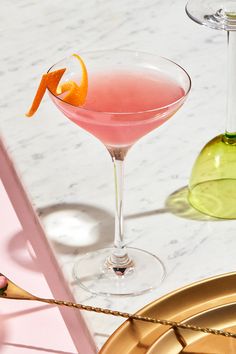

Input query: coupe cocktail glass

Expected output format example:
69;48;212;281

48;50;191;295
186;0;236;219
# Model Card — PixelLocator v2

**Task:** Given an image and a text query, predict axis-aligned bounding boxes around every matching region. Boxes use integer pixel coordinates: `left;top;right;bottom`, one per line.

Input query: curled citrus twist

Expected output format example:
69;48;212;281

26;54;88;117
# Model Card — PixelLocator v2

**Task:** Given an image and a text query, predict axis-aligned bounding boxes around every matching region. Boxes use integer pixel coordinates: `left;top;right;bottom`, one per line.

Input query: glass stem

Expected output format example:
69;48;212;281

226;30;236;136
106;148;133;275
113;157;126;251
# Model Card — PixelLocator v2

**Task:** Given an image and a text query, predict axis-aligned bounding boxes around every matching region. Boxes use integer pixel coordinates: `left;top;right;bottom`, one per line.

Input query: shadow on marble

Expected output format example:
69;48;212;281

33;188;222;263
38;203;114;254
126;206;168;220
127;186;221;222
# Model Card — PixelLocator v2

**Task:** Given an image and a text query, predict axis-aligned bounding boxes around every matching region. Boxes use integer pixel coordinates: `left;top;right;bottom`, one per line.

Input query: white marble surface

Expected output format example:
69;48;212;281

1;0;235;351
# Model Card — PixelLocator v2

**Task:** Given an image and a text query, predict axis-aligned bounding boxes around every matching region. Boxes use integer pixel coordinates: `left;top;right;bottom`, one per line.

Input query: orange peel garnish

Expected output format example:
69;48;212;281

57;54;88;106
26;53;88;117
26;68;66;117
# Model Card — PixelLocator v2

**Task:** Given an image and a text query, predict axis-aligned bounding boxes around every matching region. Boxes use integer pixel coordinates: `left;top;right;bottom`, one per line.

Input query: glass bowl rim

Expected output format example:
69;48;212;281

47;49;192;116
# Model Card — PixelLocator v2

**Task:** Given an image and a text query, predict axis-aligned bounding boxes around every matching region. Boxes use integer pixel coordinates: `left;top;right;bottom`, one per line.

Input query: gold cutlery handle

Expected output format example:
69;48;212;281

40;297;236;340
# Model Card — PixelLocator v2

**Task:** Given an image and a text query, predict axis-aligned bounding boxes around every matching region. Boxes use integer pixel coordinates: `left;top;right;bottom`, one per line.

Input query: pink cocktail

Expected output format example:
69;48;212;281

52;69;185;147
48;50;191;295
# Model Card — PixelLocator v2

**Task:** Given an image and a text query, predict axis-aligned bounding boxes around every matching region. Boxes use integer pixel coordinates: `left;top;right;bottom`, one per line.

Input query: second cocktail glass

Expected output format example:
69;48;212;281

186;0;236;219
48;50;191;295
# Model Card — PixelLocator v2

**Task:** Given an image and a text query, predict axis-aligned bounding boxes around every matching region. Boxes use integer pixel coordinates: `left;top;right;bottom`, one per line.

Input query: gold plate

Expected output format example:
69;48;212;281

100;272;236;353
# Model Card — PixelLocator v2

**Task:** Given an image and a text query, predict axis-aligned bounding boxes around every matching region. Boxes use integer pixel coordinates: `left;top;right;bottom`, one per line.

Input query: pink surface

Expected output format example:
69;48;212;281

0;138;97;354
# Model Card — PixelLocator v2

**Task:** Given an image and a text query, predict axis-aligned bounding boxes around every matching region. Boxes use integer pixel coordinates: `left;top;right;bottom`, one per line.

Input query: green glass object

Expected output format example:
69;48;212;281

189;134;236;219
186;0;236;219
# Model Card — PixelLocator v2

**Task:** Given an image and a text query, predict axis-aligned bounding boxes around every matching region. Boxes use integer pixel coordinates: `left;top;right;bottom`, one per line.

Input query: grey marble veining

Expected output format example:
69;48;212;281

1;0;235;350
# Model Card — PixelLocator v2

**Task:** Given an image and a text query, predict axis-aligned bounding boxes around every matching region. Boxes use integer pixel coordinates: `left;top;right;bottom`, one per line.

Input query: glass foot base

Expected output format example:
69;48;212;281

188;134;236;219
73;247;166;296
189;179;236;219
